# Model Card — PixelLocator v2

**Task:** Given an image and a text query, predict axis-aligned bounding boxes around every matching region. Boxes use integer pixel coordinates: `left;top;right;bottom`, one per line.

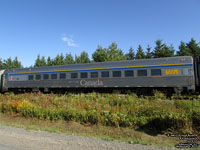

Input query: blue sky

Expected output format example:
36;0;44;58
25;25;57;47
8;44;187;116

0;0;199;67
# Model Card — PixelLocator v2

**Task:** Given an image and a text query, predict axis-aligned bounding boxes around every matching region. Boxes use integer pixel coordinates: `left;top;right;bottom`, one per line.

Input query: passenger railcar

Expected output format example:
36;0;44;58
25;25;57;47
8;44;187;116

0;56;198;94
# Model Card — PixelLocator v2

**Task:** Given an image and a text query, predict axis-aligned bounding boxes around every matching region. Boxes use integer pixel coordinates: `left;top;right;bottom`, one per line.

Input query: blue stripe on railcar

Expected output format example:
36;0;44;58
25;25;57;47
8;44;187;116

8;63;193;76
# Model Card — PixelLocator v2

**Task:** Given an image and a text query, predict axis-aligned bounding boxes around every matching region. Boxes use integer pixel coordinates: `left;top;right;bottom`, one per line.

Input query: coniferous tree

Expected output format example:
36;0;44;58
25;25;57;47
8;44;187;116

164;44;175;57
40;56;46;66
65;53;74;64
125;47;135;60
177;41;190;56
75;55;80;64
12;57;22;68
92;45;108;62
177;38;200;58
106;42;126;61
53;54;64;65
152;40;174;58
145;45;152;59
2;60;6;69
136;45;145;59
186;38;200;58
47;56;53;66
60;53;65;65
1;59;7;69
5;57;13;69
34;54;41;67
152;40;164;58
53;54;59;65
0;59;2;69
75;51;90;63
0;57;23;69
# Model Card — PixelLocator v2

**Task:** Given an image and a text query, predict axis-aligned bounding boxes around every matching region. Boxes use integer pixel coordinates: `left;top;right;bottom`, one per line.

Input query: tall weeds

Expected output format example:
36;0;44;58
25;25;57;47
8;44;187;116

0;92;199;133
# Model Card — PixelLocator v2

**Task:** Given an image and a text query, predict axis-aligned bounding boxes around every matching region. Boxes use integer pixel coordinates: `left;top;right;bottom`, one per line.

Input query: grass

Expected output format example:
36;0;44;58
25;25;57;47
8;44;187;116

0;113;178;147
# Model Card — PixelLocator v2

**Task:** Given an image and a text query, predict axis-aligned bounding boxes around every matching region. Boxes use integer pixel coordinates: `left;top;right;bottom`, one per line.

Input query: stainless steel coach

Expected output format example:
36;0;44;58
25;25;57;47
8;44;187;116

0;56;198;94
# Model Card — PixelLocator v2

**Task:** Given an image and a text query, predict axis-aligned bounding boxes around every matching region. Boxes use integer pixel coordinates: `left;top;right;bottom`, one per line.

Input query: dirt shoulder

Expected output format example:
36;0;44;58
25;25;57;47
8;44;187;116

0;125;179;150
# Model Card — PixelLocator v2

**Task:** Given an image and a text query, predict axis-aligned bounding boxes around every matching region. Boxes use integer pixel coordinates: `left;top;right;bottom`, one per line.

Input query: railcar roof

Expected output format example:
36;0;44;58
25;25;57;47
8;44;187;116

5;56;193;73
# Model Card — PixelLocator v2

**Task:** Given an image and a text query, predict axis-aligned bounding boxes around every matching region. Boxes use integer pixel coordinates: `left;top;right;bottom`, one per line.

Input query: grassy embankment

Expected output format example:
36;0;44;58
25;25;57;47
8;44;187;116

0;92;199;147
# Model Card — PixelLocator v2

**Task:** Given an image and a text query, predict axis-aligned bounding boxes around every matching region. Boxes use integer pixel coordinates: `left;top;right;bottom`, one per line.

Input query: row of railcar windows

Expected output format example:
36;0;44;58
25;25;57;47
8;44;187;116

28;73;66;80
28;69;161;80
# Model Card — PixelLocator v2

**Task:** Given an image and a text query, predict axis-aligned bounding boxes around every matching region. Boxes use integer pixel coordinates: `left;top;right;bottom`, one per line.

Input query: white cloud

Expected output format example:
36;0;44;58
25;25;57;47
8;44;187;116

61;35;78;47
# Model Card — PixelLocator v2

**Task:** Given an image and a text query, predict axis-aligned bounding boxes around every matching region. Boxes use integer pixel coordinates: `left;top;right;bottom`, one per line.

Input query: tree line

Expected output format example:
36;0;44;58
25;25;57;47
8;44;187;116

0;38;200;69
0;57;22;69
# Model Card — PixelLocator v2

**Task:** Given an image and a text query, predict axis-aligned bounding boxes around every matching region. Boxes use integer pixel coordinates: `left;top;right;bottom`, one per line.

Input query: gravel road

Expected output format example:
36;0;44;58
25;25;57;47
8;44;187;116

0;125;177;150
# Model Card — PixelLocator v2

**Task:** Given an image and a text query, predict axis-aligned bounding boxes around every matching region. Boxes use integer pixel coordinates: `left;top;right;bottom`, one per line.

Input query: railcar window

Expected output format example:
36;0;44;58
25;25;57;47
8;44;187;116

28;75;34;80
101;71;109;78
113;71;121;77
137;70;147;76
91;72;98;78
51;74;57;79
60;73;66;79
71;73;78;78
43;74;49;80
125;70;134;77
81;72;88;78
36;75;41;80
151;69;161;76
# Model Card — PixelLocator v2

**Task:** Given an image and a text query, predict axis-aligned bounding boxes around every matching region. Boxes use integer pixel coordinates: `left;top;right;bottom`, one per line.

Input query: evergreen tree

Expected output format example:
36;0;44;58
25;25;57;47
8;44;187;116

186;38;200;58
47;56;53;66
177;38;200;58
12;57;22;68
0;59;3;69
60;53;65;65
40;56;46;66
34;54;41;67
75;51;90;64
65;53;74;64
106;42;126;61
5;57;13;69
152;40;164;58
53;54;60;65
75;55;80;64
152;40;174;58
34;55;47;67
136;45;145;59
92;45;108;62
177;41;190;56
2;60;6;69
53;54;64;65
163;44;175;57
125;47;135;60
145;45;152;59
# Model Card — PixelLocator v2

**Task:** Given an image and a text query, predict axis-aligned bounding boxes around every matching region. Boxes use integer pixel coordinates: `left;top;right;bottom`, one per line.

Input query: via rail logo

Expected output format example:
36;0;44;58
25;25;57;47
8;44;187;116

165;69;179;75
80;79;104;86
